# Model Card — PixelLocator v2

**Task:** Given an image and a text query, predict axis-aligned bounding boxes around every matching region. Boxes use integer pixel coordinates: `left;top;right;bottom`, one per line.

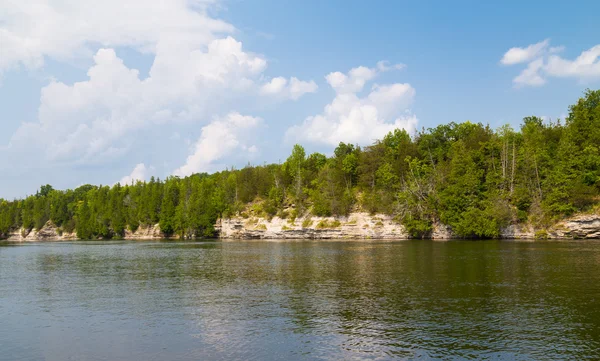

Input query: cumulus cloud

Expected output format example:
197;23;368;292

501;39;550;65
173;112;262;177
286;63;417;146
0;0;232;74
376;60;406;72
545;45;600;79
260;77;318;100
502;40;600;87
2;1;316;168
118;163;149;185
513;58;546;87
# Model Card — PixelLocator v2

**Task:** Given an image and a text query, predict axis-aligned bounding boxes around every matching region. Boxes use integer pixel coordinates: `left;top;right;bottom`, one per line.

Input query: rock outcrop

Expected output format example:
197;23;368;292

500;224;535;239
6;221;77;242
431;221;453;240
3;212;600;241
124;223;168;240
548;214;600;239
218;211;600;240
499;213;600;240
217;212;409;240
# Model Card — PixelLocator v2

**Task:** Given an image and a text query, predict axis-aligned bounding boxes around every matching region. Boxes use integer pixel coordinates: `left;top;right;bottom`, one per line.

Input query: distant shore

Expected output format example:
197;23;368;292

4;211;599;242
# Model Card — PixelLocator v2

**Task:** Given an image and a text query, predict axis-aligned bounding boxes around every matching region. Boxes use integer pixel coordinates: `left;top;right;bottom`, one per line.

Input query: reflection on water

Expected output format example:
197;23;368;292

1;240;600;360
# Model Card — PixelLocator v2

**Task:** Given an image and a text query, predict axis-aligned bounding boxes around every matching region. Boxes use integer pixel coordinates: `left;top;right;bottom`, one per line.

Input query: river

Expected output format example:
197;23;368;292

1;239;600;360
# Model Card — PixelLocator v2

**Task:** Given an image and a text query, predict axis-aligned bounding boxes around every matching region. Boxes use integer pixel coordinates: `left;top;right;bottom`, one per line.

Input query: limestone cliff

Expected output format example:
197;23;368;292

216;212;409;240
501;213;600;239
3;212;600;241
548;214;600;239
218;211;600;240
124;224;169;240
6;221;77;242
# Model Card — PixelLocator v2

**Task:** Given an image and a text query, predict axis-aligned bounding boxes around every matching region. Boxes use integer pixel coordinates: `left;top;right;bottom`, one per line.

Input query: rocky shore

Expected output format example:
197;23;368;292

3;213;600;242
217;212;600;240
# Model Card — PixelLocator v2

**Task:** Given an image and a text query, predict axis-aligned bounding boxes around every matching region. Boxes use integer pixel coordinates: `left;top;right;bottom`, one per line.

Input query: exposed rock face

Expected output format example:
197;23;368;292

431;221;453;240
218;212;600;240
124;224;168;240
501;224;535;239
500;214;600;240
217;212;409;240
5;221;77;242
4;222;168;242
548;214;600;239
2;212;600;241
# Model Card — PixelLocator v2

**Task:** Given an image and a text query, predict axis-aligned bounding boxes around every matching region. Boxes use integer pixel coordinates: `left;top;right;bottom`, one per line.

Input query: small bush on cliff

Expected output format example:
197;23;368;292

302;218;313;228
316;219;341;229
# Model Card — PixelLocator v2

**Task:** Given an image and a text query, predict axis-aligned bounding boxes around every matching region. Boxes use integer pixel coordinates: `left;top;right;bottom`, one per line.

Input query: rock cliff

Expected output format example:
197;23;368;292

216;212;409;240
6;221;77;242
499;214;600;240
3;212;600;241
124;224;169;240
548;214;600;239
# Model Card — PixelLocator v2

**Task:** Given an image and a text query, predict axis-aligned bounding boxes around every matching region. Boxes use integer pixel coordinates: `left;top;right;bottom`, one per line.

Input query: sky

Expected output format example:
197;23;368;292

1;0;600;199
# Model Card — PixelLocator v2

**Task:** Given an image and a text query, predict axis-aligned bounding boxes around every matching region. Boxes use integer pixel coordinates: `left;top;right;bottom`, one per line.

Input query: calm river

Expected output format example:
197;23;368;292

1;240;600;360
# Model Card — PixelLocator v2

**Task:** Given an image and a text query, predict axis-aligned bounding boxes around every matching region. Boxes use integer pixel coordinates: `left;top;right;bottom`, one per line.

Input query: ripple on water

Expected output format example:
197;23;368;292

1;240;600;360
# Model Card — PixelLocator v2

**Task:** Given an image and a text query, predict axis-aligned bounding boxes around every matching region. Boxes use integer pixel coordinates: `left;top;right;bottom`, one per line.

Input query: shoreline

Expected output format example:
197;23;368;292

3;211;599;242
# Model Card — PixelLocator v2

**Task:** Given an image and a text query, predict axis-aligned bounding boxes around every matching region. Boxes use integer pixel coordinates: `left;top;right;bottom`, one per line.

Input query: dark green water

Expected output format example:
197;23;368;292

1;240;600;360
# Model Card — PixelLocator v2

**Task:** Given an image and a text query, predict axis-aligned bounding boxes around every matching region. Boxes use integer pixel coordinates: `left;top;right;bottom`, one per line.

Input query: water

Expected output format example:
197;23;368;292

1;240;600;360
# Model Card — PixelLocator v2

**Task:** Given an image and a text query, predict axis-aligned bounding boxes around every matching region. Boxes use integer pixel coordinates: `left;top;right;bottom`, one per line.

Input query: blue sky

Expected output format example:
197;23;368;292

1;0;600;199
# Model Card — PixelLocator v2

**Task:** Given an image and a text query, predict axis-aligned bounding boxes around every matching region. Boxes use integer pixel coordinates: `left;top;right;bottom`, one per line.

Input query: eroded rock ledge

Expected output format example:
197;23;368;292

4;222;173;242
216;212;409;240
3;213;600;241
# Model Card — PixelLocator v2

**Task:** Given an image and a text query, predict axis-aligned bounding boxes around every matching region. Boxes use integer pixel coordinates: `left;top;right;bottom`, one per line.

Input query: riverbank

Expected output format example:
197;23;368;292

3;212;600;242
217;212;600;240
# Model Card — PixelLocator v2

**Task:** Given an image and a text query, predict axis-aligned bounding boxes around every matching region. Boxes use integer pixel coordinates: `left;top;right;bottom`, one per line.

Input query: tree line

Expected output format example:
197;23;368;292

1;89;599;239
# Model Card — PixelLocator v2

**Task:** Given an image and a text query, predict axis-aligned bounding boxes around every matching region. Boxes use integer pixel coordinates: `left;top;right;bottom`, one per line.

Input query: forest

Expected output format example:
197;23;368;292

1;90;599;239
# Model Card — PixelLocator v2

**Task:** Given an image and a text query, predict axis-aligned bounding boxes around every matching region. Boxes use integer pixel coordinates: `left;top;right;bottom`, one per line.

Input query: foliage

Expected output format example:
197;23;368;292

1;90;599;239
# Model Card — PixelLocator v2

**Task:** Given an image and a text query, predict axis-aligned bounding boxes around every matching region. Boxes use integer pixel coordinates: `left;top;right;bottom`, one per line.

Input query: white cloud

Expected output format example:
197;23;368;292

289;78;319;100
502;40;600;87
325;66;377;94
260;76;318;100
500;39;550;65
173;112;262;177
118;163;148;185
2;1;315;168
545;45;600;79
376;61;406;72
286;63;417;146
0;0;232;74
513;58;546;87
260;77;288;95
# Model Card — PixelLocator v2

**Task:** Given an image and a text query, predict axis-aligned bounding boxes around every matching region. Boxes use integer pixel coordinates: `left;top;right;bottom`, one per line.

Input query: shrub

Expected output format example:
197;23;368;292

289;209;298;222
302;218;313;228
316;219;341;229
251;202;264;215
256;224;267;231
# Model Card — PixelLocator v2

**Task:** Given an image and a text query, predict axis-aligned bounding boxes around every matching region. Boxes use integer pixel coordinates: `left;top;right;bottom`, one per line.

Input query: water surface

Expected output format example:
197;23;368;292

1;239;600;360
